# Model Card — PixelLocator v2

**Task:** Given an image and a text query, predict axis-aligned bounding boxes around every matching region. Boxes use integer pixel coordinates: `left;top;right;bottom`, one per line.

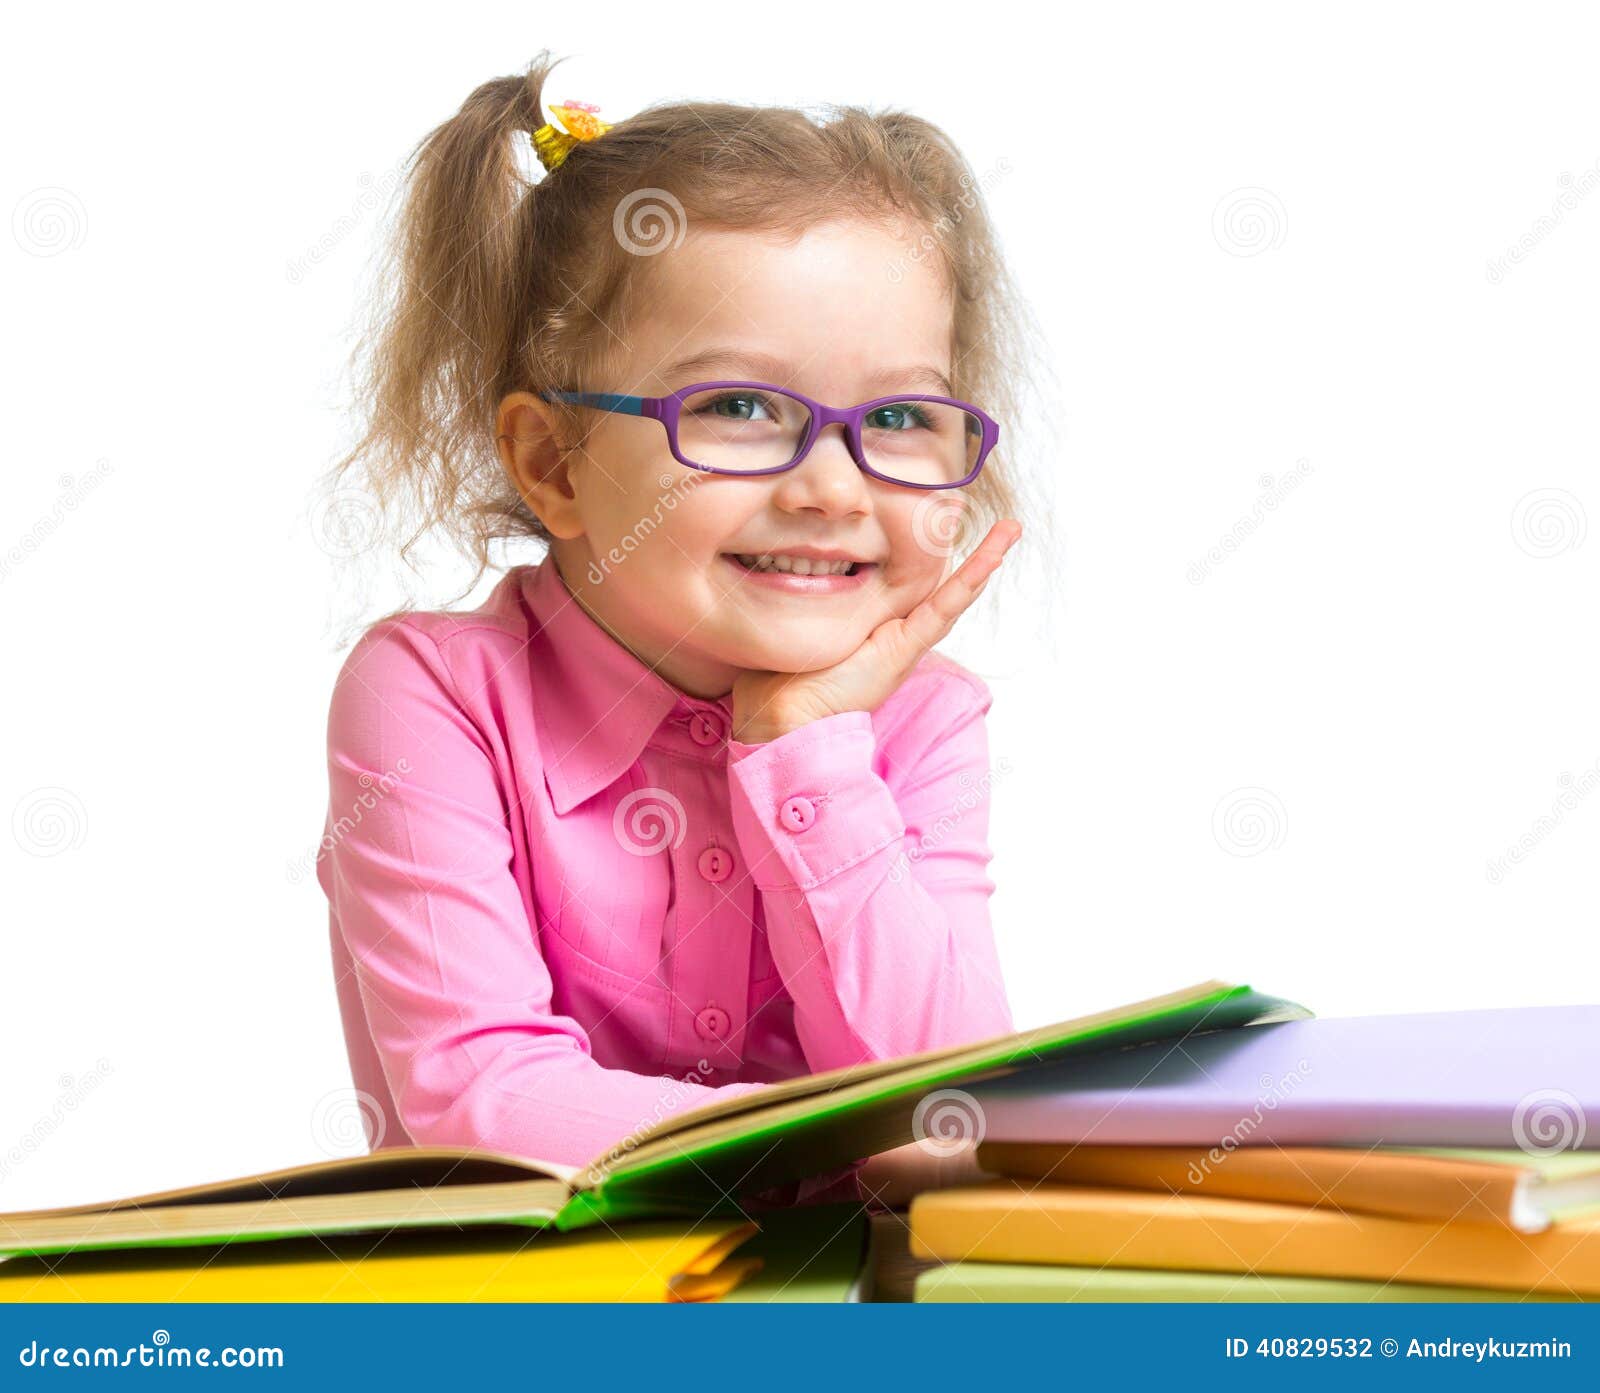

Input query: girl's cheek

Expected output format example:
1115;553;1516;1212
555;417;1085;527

883;526;950;589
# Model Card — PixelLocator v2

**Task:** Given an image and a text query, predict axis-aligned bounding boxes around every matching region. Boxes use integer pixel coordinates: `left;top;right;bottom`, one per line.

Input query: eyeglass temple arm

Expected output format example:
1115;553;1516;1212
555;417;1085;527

538;390;656;417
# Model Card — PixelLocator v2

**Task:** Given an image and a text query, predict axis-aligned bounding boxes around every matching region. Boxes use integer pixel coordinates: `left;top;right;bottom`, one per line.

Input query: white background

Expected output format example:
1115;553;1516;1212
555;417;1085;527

2;1;1595;1210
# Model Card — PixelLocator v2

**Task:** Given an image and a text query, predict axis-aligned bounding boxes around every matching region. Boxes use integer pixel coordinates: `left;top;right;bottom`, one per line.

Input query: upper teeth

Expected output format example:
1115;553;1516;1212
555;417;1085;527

736;554;857;575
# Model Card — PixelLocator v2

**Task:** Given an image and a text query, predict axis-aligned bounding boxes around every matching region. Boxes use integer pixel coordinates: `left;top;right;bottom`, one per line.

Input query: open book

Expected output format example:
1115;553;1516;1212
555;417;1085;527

0;980;1306;1258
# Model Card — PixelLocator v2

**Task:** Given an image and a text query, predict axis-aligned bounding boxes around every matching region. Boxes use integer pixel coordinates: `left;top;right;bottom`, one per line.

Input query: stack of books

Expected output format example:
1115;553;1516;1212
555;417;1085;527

0;980;1302;1303
909;1006;1600;1302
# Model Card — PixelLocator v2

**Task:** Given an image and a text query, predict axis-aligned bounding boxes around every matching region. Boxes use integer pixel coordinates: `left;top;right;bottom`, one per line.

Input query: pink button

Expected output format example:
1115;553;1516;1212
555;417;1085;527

694;1005;730;1040
778;795;815;832
697;846;733;882
688;712;723;746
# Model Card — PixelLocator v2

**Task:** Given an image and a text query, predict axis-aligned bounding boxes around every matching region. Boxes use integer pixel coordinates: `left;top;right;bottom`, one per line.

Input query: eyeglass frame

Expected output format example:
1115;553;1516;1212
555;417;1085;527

538;380;999;491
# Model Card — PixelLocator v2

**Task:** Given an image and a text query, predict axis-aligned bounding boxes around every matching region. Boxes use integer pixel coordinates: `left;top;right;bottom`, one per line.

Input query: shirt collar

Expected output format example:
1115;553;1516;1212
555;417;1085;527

521;552;735;815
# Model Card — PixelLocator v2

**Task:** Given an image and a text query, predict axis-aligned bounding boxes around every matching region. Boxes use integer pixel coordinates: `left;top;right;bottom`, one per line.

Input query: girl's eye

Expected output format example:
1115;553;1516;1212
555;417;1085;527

698;393;777;422
864;402;934;431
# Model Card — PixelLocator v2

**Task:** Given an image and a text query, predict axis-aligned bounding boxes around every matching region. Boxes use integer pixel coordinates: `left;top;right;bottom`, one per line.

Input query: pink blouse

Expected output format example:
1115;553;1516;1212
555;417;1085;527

317;551;1013;1172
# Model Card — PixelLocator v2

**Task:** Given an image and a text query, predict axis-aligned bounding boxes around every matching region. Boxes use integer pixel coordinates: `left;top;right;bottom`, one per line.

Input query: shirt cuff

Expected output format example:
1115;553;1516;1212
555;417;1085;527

726;710;904;891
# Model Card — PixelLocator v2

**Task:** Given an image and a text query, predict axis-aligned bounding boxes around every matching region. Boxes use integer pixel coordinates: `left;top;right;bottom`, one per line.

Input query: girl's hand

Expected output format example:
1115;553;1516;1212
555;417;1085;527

729;520;1022;744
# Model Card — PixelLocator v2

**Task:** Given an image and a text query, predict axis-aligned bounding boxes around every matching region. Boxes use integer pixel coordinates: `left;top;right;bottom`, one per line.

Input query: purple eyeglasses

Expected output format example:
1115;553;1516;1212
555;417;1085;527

540;380;999;490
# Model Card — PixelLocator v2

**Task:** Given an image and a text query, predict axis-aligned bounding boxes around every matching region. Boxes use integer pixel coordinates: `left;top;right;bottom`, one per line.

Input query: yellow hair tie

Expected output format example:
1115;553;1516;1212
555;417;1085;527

531;99;612;174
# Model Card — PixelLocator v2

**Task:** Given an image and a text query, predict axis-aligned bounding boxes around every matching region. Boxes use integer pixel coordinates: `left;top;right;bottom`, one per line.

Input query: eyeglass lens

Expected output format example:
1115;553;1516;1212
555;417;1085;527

676;386;982;486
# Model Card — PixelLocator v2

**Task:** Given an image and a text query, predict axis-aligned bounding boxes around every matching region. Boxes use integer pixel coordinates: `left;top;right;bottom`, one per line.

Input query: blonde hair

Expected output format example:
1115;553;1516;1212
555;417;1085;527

327;50;1052;611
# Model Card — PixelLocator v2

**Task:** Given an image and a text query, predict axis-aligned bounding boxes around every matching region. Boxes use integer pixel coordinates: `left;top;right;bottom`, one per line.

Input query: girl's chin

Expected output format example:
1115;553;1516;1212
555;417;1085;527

725;626;865;673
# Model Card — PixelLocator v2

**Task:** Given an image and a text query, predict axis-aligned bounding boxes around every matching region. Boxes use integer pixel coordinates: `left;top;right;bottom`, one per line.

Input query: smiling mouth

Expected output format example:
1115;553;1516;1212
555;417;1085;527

725;553;872;577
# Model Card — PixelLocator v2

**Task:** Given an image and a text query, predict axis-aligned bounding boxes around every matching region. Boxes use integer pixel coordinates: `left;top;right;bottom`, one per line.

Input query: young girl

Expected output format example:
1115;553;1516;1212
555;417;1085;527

316;55;1032;1199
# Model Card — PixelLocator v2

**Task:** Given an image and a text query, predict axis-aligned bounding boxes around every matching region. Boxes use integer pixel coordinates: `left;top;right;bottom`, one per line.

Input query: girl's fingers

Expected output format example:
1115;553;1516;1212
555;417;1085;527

896;519;1021;658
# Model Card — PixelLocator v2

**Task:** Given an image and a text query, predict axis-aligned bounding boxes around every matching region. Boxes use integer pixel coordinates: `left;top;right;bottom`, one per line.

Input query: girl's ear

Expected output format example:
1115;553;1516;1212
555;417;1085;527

496;392;585;540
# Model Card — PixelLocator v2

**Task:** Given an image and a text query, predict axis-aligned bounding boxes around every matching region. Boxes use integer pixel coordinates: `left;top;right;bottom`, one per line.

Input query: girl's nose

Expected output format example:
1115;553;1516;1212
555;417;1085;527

771;423;870;517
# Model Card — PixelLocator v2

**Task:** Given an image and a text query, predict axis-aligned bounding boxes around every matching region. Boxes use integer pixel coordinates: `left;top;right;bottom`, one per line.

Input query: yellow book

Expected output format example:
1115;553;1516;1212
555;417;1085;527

910;1182;1600;1297
0;1218;756;1304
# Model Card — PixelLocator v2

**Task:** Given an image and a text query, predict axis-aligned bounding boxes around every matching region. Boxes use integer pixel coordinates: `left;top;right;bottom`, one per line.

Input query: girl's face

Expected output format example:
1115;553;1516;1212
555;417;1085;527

515;217;970;699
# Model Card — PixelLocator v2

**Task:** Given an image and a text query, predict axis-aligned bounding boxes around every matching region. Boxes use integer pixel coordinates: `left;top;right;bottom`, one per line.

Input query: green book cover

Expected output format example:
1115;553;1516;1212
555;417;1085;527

716;1202;871;1303
915;1262;1586;1304
554;979;1306;1229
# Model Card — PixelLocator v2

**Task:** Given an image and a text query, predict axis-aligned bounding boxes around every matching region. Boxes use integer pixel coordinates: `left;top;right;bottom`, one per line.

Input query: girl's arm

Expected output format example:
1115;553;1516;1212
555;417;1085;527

725;665;1014;1074
320;621;767;1169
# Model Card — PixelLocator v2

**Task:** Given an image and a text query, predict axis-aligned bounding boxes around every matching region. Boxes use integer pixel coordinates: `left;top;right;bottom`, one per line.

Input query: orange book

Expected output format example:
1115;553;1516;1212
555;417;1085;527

910;1182;1600;1296
975;1142;1600;1231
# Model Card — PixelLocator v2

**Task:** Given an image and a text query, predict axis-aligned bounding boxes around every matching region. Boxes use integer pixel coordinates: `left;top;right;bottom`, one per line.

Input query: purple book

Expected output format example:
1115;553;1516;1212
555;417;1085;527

968;1006;1600;1149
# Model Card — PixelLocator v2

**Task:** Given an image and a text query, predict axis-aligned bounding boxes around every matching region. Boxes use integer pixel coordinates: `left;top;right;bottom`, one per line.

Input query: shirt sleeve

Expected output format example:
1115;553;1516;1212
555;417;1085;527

724;666;1015;1074
320;619;768;1169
